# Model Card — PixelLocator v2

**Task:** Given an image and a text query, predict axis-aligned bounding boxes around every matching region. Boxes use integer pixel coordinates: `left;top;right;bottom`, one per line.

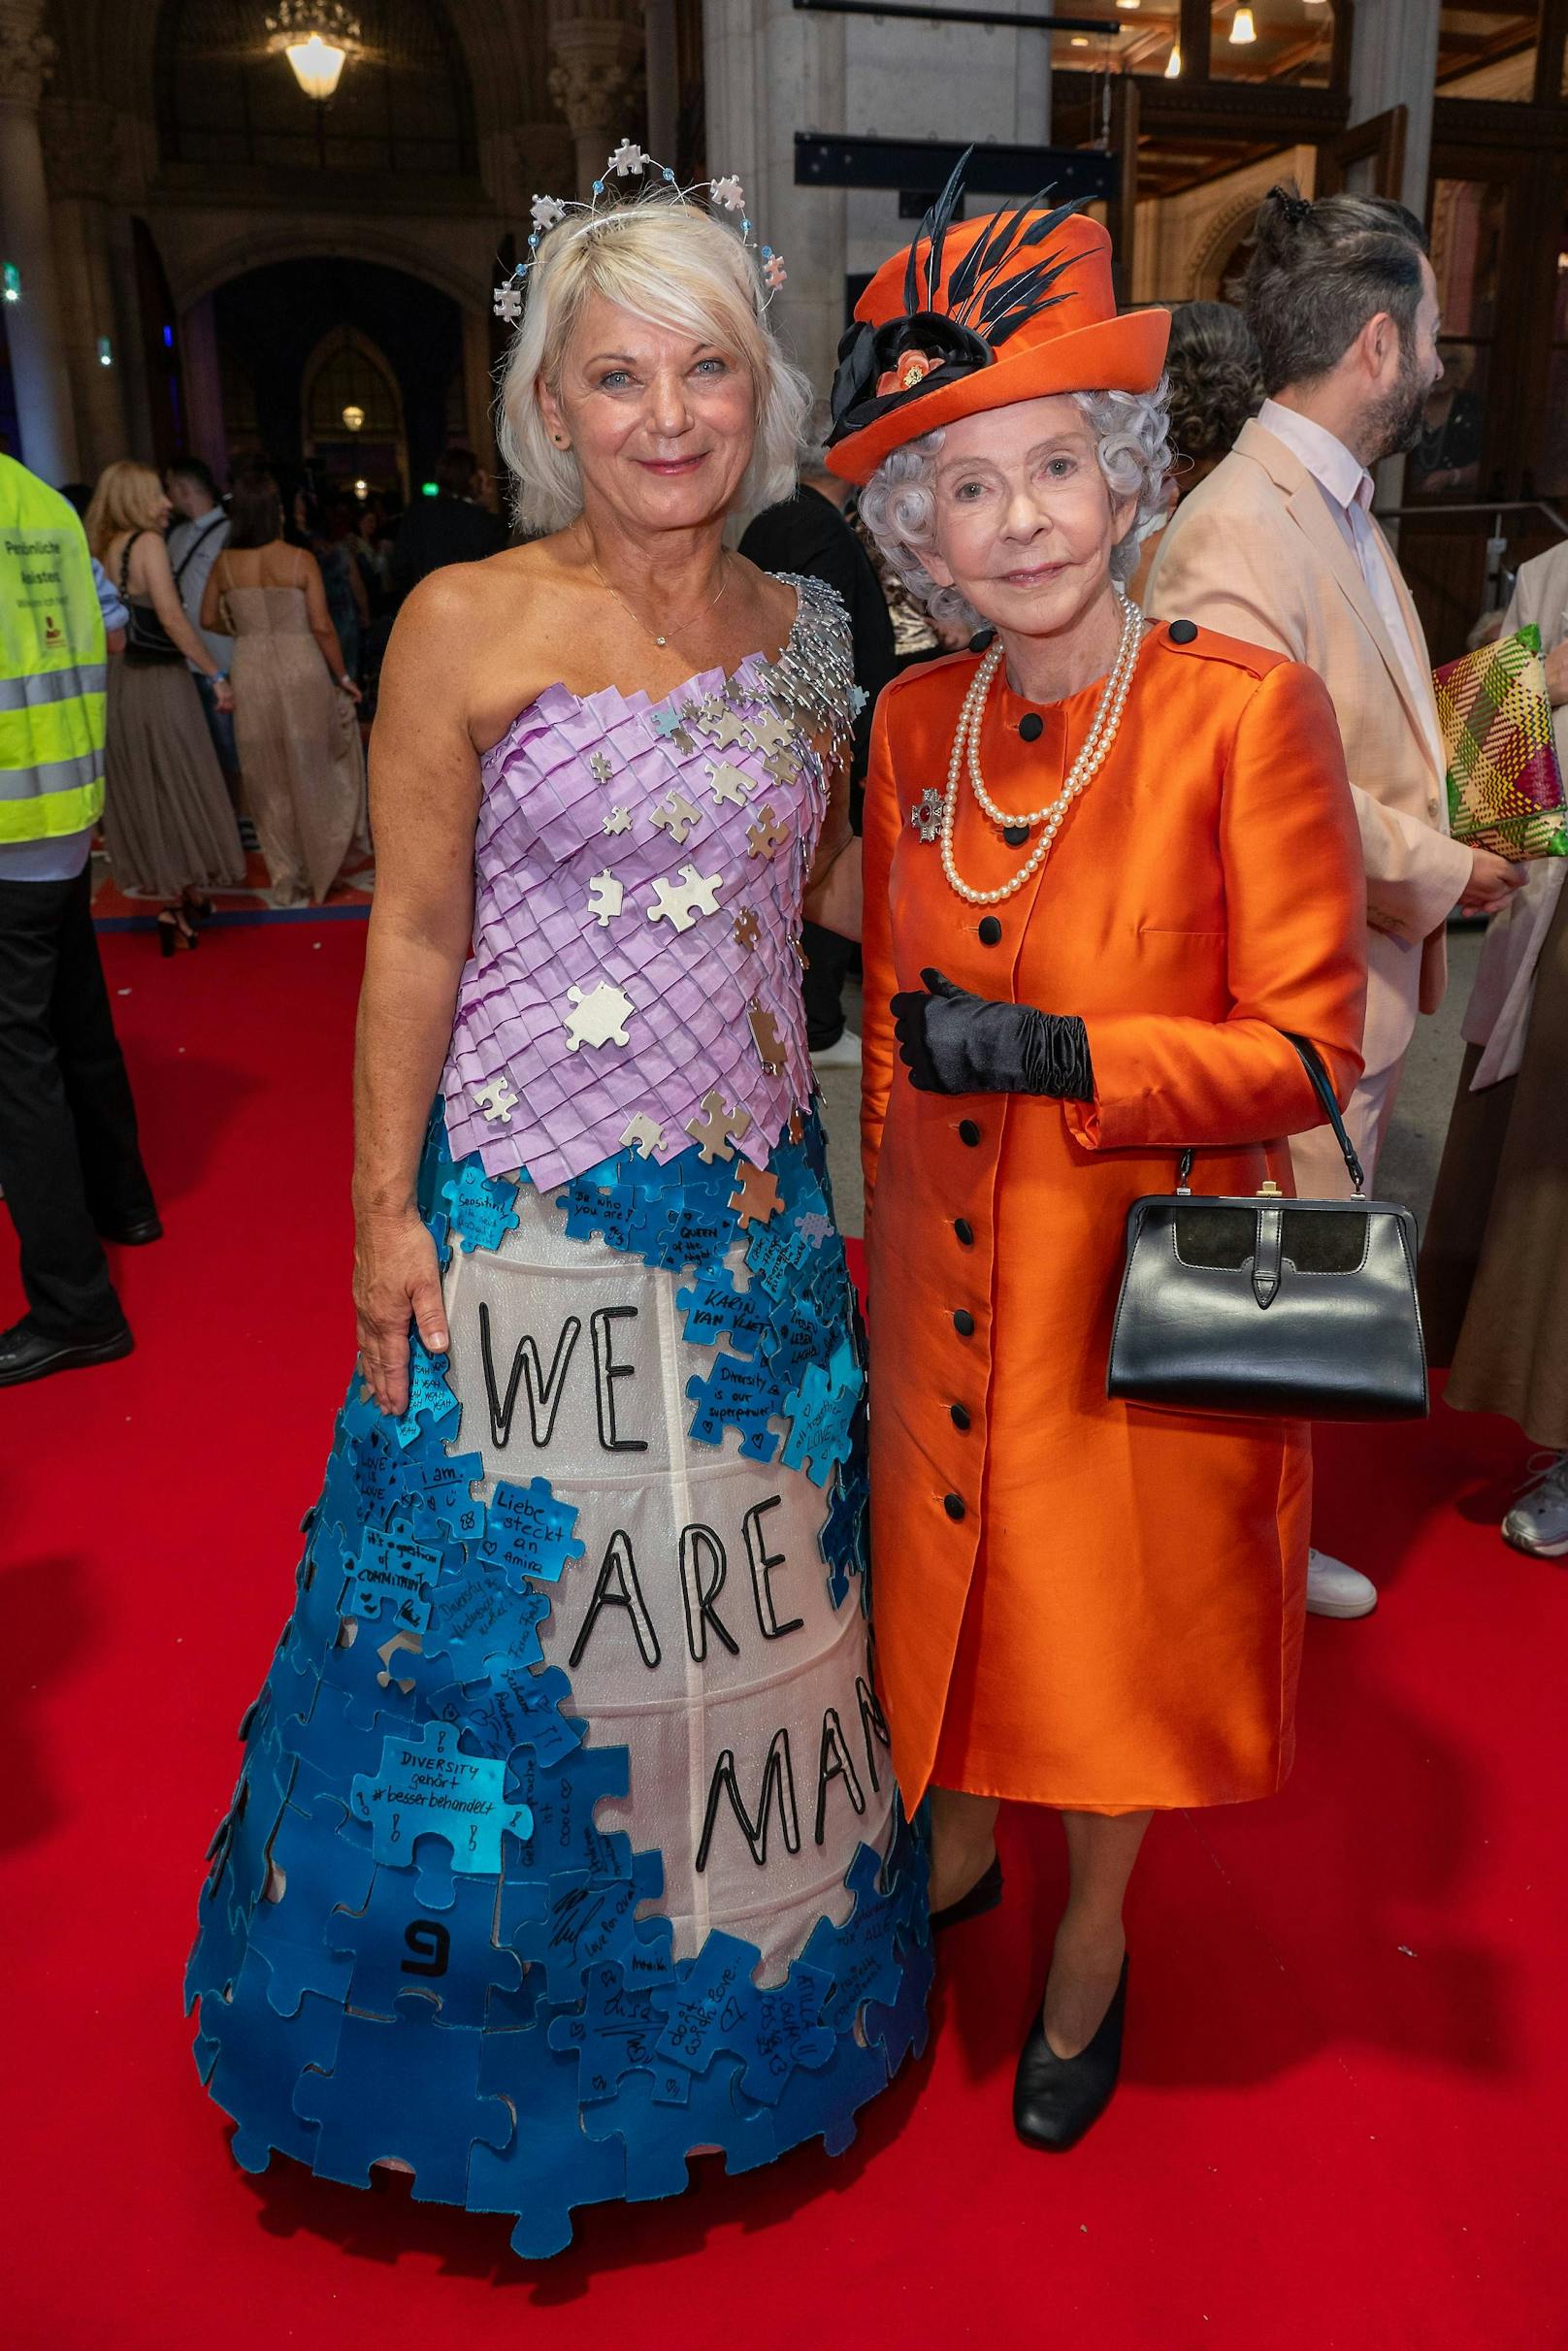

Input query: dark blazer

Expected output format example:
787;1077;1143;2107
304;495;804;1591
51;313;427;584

739;484;898;782
391;496;508;604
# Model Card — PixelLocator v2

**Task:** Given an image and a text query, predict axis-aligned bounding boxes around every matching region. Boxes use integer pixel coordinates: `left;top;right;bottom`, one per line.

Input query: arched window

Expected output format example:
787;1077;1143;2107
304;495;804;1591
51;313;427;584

156;0;477;178
302;326;407;499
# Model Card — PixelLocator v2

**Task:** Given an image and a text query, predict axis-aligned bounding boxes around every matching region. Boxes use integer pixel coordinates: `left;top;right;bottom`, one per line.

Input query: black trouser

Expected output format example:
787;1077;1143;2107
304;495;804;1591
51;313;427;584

0;863;155;1335
801;921;859;1052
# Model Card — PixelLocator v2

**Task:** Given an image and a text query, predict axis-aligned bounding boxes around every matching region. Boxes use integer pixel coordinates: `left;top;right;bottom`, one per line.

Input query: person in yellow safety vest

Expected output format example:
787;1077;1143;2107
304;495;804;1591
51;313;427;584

0;452;161;1386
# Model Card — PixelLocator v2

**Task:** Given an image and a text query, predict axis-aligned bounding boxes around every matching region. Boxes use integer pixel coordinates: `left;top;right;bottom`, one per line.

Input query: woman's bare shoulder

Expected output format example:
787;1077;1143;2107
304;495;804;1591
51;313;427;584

400;534;569;630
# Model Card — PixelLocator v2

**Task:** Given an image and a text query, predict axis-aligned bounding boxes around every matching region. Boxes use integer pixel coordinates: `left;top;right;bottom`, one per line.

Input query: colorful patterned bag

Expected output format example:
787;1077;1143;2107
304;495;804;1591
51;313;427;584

1433;623;1568;860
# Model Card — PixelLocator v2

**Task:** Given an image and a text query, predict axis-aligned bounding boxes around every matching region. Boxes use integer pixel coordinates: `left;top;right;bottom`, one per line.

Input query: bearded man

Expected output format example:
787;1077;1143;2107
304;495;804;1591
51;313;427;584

1148;183;1525;1623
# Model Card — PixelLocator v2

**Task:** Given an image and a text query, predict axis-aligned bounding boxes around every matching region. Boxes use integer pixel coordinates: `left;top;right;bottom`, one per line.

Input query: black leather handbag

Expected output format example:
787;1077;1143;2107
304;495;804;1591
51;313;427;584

1107;1035;1429;1422
119;531;184;666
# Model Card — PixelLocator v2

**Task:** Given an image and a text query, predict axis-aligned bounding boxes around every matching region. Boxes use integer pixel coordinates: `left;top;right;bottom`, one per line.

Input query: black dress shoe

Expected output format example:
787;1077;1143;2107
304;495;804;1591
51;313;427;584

0;1318;134;1387
1013;1955;1128;2151
100;1215;163;1246
931;1852;1004;1934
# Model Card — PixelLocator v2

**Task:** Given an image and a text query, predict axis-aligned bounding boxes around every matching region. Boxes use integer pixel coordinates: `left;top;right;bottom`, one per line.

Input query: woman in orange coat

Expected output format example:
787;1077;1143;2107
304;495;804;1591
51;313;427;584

827;180;1367;2148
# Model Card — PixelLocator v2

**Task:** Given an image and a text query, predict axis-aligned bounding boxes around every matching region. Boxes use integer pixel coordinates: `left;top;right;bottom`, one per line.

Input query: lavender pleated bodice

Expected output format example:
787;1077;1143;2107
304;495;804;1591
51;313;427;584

441;575;856;1190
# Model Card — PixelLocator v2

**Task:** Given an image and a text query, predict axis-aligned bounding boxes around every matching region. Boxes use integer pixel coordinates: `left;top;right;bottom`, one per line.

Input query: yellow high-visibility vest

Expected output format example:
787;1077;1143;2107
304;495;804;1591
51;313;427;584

0;453;108;843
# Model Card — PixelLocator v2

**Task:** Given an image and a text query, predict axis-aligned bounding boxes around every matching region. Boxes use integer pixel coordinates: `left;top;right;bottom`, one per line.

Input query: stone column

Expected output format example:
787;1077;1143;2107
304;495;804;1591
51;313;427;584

547;2;646;200
707;0;847;408
1350;0;1440;213
40;96;126;480
180;293;228;485
0;0;78;480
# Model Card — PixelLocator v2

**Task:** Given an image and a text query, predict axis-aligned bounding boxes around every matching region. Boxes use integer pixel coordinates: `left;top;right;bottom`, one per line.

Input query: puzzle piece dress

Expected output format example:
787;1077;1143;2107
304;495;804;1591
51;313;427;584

186;573;931;2258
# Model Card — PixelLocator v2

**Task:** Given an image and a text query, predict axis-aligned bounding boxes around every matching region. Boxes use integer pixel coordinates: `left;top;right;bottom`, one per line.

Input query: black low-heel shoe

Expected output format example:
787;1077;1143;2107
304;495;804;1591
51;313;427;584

1012;1955;1128;2151
930;1852;1004;1935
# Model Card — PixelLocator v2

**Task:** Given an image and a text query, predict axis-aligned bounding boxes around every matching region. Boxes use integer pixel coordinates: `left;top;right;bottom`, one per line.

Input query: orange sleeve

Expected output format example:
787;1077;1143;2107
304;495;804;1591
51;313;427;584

859;689;902;1223
1064;660;1367;1153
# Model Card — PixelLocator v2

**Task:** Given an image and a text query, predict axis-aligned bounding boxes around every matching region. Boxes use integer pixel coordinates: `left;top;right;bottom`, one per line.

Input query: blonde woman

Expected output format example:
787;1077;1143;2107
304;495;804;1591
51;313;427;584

85;463;241;950
185;161;928;2257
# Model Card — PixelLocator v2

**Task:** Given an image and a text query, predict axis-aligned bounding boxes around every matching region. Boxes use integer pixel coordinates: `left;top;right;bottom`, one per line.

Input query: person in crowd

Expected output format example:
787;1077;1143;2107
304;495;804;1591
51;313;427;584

1147;184;1527;1621
1421;539;1568;1557
85;461;242;951
166;455;237;778
346;498;393;613
0;454;160;1386
389;442;508;603
1127;299;1263;604
833;182;1365;2149
201;467;367;908
740;419;898;1068
184;167;928;2250
290;486;368;683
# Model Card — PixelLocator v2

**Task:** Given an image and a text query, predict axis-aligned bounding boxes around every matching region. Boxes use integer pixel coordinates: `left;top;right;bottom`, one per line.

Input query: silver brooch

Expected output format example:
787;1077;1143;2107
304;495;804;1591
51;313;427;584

911;786;944;842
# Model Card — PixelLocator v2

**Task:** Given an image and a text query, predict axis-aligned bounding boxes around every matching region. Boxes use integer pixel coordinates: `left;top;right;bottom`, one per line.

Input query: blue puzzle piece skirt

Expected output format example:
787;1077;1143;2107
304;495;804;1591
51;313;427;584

186;1106;931;2258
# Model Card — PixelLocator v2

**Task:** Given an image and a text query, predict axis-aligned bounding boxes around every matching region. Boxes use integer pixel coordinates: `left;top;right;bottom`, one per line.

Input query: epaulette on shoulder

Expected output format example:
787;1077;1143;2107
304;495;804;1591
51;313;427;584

1157;618;1287;681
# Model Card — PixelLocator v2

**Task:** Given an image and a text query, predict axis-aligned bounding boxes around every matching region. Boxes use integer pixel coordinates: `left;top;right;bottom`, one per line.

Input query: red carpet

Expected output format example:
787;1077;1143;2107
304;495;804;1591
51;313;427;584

6;921;1565;2349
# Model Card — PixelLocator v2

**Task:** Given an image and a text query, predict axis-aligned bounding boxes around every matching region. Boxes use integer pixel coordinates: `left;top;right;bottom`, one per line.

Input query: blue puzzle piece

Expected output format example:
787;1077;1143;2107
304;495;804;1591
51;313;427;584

546;1956;687;2105
746;1219;815;1302
651;1929;759;2073
441;1159;522;1256
422;1559;552;1684
292;1990;512;2202
685;1355;780;1462
469;2017;628;2259
674;1264;773;1355
281;1680;405;1804
508;1850;668;2002
780;1338;864;1487
396;1334;462;1451
197;1946;343;2174
799;1843;904;2032
865;1937;935;2079
481;1476;585;1584
640;1202;735;1272
418;1448;487;1543
350;1719;535;1908
763;1296;832;1398
766;2024;890;2160
324;1868;522;2027
559;1170;644;1251
248;1790;377;2017
580;2055;776;2201
430;1663;583;1771
499;1743;633;1906
343;1523;441;1632
818;1456;869;1610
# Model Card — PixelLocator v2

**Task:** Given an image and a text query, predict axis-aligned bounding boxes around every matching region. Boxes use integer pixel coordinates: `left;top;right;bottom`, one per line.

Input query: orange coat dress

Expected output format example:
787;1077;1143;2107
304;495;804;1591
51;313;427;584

861;621;1367;1815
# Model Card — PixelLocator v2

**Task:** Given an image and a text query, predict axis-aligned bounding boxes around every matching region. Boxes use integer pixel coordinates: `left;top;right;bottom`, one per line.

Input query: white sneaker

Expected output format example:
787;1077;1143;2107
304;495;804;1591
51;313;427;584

1502;1452;1568;1558
1306;1549;1378;1619
811;1029;862;1070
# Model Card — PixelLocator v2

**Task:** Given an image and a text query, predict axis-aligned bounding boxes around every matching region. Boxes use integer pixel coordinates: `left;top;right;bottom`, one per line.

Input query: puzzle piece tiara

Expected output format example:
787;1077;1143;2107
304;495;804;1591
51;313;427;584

493;140;788;326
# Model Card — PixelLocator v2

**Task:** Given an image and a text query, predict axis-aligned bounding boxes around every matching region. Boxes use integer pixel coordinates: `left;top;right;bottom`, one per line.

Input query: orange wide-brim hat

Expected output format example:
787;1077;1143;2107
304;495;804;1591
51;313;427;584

824;200;1169;486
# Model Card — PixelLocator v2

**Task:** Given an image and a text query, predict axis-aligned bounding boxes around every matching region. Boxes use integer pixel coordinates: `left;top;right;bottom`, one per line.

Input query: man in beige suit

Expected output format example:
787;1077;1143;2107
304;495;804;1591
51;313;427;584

1149;185;1526;1618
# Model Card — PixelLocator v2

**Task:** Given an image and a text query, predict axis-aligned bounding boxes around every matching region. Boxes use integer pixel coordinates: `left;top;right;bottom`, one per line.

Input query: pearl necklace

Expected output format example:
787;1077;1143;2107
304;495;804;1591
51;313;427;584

938;592;1146;907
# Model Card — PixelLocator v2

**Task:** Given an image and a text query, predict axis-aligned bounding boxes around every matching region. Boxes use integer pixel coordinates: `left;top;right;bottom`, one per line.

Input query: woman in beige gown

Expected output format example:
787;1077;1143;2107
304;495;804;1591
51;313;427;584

87;463;243;952
201;470;368;908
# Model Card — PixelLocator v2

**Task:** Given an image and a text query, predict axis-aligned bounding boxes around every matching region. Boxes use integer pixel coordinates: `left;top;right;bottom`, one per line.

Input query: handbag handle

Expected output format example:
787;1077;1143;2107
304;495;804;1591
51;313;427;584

1176;1033;1363;1197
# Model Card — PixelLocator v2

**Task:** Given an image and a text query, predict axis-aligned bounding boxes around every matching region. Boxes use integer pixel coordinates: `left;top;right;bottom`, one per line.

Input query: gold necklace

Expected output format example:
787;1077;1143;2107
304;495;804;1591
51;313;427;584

589;545;733;650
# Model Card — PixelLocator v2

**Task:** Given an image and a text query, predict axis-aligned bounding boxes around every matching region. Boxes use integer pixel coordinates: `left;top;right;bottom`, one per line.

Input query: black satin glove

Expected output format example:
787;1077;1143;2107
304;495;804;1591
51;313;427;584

890;967;1094;1099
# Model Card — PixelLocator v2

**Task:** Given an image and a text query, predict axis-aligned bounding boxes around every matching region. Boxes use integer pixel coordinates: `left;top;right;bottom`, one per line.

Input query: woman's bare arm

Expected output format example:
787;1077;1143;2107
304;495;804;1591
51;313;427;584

300;548;349;684
802;747;861;942
198;553;225;637
137;534;224;677
352;572;485;1413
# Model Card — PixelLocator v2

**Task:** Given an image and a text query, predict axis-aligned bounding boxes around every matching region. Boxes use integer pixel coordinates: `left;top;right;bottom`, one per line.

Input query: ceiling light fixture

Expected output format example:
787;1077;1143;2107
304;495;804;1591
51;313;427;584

342;403;365;432
1230;6;1257;42
265;4;363;103
1164;42;1181;77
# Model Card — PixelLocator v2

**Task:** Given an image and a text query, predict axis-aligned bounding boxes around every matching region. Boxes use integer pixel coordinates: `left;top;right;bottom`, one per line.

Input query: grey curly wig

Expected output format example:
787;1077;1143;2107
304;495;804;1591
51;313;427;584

857;384;1172;633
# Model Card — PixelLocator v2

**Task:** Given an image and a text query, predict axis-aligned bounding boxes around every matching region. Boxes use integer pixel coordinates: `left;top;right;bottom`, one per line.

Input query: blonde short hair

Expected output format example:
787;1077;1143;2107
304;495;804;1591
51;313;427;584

84;461;166;560
497;199;810;535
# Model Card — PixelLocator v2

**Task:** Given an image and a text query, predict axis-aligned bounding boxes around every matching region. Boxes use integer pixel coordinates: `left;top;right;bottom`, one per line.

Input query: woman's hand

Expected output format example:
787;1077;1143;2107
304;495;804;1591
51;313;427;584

353;1204;449;1416
892;968;1094;1099
212;677;236;714
340;677;364;705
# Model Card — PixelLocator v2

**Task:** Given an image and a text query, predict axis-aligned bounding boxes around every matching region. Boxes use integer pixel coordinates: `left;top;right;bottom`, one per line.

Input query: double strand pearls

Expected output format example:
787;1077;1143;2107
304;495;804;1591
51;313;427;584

938;591;1146;907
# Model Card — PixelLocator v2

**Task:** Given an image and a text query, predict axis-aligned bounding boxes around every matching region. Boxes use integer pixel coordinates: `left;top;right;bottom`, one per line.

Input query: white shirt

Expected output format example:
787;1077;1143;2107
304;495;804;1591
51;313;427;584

1258;398;1445;780
167;506;232;673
